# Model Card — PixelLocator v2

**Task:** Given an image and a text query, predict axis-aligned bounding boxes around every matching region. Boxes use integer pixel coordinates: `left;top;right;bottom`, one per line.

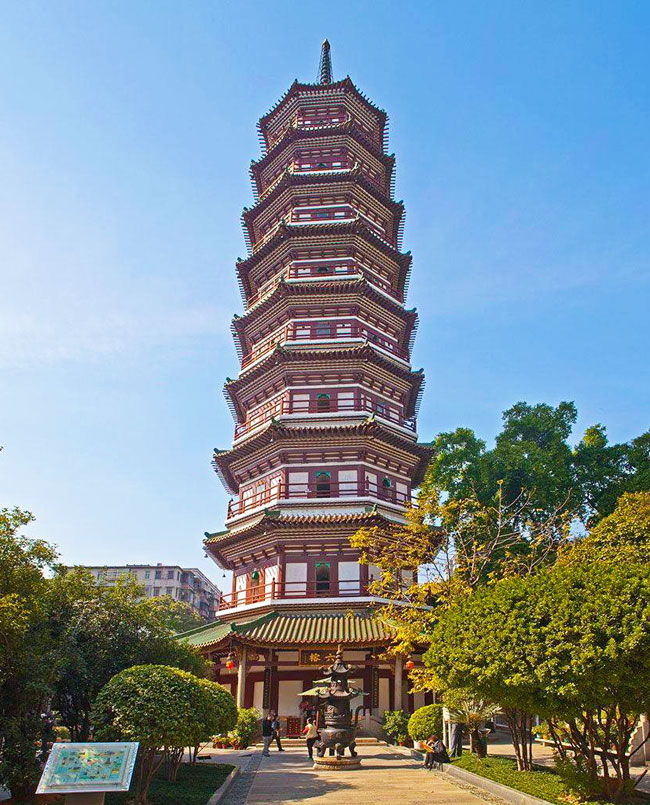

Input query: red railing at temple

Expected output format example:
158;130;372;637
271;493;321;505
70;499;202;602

233;395;415;439
246;262;398;308
240;323;409;369
216;578;376;611
226;479;409;519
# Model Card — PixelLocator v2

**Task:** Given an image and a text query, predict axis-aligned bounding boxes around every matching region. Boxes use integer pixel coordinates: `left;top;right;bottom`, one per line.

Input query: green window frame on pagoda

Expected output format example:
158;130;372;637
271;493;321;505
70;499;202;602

315;470;332;497
316;392;331;412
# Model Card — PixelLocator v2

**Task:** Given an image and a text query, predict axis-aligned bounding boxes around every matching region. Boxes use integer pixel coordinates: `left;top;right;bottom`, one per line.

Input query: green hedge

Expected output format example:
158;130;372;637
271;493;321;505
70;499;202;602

408;704;443;742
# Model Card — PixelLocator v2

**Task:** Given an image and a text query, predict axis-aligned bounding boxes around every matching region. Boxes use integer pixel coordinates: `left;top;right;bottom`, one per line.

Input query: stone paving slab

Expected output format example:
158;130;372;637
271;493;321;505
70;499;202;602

225;745;503;805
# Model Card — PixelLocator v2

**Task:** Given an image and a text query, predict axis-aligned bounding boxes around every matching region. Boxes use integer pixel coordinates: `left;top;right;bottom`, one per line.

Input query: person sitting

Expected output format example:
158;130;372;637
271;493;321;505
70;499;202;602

423;735;450;770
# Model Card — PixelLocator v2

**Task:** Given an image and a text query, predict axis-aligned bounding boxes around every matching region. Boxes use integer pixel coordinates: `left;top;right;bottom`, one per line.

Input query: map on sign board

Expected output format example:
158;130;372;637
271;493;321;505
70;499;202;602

36;742;139;794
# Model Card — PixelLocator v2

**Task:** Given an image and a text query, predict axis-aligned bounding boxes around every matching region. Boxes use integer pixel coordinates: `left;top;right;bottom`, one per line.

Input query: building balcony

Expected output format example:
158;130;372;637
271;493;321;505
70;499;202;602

240;323;409;370
246;260;400;309
226;479;410;520
217;578;376;612
233;395;415;440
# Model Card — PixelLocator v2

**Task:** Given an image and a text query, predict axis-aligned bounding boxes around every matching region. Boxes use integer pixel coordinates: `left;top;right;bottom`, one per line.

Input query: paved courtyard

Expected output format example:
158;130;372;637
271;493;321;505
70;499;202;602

222;745;503;805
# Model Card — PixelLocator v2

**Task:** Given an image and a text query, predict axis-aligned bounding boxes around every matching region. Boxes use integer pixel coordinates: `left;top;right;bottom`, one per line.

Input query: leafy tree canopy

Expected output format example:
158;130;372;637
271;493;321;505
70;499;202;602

426;401;649;525
0;508;59;800
49;567;210;741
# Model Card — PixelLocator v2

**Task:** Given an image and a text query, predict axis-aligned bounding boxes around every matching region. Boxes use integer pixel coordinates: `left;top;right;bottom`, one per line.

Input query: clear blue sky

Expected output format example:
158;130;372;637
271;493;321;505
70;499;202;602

1;1;648;585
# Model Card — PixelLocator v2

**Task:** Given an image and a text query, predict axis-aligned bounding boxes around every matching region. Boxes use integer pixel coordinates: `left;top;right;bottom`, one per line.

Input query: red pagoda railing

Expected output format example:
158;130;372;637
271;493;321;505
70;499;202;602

246;262;398;309
241;323;409;369
233;395;415;439
226;479;409;519
216;578;376;611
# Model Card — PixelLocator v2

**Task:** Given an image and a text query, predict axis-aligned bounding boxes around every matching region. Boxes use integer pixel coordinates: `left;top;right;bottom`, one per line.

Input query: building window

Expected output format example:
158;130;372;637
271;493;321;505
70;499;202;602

315;322;333;338
167;570;174;579
315;470;331;497
144;570;150;579
155;570;162;580
153;587;160;596
316;393;331;412
166;587;173;595
315;562;331;594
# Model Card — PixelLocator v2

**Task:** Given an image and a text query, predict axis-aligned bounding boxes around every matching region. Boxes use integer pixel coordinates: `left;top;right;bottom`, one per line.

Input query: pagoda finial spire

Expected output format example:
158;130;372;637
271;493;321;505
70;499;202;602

318;39;333;84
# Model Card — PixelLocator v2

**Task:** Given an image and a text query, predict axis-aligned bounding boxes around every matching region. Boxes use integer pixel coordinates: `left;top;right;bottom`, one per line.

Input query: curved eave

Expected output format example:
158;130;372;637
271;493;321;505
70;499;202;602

258;77;387;148
250;121;395;198
242;169;404;248
235;219;412;299
223;342;425;422
212;419;434;492
204;509;392;556
231;277;417;354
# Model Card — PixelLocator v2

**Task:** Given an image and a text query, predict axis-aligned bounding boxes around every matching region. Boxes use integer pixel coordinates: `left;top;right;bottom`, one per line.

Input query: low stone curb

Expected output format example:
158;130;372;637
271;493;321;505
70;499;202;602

205;765;241;805
441;762;553;805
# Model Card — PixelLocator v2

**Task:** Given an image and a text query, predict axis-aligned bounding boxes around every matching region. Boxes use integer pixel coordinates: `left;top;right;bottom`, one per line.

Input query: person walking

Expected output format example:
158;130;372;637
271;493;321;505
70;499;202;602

271;712;285;751
261;713;274;756
302;718;319;760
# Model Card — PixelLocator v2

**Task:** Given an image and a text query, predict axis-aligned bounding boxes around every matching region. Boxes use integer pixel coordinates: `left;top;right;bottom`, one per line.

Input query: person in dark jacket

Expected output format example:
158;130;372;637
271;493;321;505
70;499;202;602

423;735;450;770
261;714;274;756
270;712;285;751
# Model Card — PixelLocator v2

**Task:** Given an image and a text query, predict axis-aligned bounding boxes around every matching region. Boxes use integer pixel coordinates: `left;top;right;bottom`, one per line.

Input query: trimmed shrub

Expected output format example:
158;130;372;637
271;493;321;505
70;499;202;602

232;707;260;748
408;704;443;742
93;665;229;802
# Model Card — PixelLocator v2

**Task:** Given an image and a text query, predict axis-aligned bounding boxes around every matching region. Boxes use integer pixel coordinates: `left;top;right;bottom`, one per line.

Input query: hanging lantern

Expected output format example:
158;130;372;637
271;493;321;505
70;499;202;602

405;659;415;671
224;652;236;671
250;569;260;581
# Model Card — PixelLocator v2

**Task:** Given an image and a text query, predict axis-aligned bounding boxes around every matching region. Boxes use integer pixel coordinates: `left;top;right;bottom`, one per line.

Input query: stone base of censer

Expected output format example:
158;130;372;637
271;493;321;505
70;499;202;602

313;755;362;771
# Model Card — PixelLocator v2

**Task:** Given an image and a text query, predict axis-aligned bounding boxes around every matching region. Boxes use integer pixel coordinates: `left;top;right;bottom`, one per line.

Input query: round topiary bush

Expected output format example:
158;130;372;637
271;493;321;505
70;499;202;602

197;678;238;738
408;704;444;742
93;665;233;802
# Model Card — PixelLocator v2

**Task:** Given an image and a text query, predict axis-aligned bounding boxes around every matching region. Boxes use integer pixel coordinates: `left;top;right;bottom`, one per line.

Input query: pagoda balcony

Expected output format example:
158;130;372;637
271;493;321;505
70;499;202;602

233;395;415;440
226;479;410;520
240;323;409;370
246;261;399;308
254;208;391;253
216;578;378;612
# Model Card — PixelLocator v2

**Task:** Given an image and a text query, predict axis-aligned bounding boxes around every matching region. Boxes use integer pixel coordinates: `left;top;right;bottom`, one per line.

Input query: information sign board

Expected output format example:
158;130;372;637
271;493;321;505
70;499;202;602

36;742;139;795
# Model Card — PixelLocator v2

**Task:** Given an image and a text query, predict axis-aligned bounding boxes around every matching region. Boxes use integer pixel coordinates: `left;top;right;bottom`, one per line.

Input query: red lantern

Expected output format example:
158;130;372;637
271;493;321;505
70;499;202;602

405;660;415;671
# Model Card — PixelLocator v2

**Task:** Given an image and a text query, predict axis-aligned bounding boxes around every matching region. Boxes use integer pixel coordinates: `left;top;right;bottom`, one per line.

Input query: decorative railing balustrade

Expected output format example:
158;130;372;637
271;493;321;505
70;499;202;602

226;478;409;519
216;578;378;611
241;323;408;369
233;394;415;439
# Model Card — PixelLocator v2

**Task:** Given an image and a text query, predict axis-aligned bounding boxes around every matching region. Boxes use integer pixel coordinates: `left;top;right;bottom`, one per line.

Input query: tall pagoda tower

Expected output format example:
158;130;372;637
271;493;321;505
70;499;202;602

184;42;434;733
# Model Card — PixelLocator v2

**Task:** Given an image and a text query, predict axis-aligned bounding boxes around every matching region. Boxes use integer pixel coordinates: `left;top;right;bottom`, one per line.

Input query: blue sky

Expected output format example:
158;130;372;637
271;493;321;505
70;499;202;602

1;1;648;586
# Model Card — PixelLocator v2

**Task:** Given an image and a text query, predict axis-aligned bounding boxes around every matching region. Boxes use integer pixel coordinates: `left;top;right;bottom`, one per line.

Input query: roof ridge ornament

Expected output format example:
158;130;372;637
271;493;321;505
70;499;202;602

318;39;333;84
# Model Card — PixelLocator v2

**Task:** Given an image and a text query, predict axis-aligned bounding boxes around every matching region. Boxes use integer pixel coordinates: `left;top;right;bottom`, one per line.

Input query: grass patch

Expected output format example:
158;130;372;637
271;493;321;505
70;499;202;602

106;762;234;805
452;754;648;805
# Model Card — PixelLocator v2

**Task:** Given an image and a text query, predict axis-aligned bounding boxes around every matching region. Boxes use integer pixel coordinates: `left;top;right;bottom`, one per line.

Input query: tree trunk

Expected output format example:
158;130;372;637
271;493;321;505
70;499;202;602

504;708;533;771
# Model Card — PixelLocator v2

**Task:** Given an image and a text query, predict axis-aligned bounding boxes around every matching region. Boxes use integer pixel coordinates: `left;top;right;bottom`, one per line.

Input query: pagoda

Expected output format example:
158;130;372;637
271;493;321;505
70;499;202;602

182;42;434;736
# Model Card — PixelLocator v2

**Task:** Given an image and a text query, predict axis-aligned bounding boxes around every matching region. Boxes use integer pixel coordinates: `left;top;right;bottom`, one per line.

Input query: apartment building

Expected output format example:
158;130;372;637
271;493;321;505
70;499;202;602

81;563;222;621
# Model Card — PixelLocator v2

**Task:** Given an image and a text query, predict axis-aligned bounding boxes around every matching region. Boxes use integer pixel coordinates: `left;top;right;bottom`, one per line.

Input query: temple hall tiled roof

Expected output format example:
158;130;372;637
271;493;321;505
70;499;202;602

178;610;394;650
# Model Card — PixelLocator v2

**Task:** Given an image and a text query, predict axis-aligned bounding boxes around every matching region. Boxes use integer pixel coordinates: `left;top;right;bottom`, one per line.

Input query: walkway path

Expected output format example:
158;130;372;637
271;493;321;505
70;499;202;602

222;745;504;805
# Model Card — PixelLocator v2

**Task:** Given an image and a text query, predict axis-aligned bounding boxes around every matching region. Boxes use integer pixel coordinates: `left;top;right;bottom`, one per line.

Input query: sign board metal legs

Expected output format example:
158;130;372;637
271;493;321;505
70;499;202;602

63;794;105;804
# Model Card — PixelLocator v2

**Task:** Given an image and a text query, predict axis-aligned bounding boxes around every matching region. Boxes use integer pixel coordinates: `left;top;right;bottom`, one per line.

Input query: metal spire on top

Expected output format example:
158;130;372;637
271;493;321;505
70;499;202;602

318;39;333;84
